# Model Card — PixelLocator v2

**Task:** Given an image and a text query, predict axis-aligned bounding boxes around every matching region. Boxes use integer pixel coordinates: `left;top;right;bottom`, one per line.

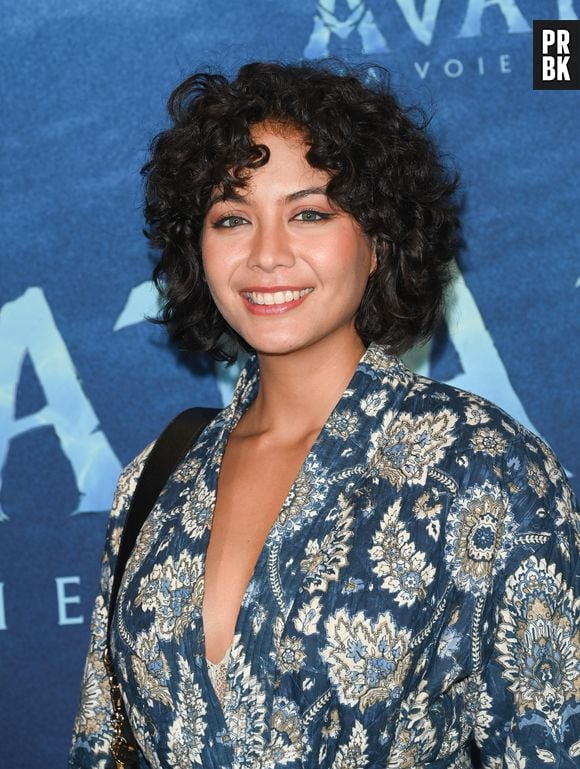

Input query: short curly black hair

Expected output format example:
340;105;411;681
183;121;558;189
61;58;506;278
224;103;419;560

143;60;461;363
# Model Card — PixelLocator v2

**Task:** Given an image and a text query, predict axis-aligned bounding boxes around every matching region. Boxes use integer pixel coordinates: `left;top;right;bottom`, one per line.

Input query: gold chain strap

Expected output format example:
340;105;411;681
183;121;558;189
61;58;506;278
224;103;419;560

103;647;139;768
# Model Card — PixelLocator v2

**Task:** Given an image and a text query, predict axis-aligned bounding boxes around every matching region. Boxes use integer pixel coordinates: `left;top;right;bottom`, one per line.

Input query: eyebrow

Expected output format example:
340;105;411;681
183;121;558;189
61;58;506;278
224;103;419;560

207;185;329;210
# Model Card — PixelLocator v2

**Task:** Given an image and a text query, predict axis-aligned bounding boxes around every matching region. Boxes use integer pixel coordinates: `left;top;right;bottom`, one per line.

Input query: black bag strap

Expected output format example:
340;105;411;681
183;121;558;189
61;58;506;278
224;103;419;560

107;406;220;636
103;406;219;768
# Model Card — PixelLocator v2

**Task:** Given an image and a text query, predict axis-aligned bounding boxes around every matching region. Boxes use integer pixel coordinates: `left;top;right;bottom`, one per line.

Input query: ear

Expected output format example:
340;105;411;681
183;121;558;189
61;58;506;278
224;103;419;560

368;238;379;278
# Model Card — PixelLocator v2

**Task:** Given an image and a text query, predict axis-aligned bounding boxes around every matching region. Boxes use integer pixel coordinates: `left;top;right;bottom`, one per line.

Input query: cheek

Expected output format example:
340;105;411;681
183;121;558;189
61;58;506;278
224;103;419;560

199;253;223;306
200;237;225;285
200;256;214;294
331;234;373;284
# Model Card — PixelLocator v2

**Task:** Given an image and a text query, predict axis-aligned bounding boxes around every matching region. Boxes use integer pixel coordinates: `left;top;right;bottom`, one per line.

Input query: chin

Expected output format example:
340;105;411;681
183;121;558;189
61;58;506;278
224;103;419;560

251;341;302;356
243;332;310;356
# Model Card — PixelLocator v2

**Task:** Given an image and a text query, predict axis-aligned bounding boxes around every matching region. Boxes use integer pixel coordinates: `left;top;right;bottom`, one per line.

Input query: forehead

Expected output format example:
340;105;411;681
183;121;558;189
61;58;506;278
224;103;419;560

245;123;329;184
207;122;331;207
250;119;308;144
250;124;310;166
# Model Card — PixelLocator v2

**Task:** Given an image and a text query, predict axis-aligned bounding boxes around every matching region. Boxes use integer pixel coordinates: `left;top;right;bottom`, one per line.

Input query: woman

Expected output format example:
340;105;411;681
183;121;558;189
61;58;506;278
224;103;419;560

70;62;579;768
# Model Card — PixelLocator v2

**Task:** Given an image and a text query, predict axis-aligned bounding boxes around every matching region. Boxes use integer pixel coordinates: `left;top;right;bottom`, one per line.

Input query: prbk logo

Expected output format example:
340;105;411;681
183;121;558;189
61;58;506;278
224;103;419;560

533;20;580;89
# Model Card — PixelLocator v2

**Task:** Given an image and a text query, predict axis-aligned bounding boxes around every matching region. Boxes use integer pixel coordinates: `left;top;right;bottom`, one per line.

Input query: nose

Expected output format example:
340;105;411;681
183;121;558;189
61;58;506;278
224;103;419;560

246;218;295;272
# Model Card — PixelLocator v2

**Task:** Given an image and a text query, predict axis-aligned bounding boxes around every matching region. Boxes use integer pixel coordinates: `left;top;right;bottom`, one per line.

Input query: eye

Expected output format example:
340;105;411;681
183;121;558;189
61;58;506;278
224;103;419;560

293;209;333;222
212;215;249;229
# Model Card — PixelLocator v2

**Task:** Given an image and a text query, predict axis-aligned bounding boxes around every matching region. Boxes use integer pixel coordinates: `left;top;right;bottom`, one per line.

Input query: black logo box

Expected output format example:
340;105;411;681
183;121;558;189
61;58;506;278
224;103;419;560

533;20;580;89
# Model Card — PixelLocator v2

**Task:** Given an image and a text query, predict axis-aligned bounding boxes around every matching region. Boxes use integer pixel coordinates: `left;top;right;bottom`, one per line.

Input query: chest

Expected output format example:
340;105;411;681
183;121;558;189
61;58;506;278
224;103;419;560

202;433;317;662
119;431;469;768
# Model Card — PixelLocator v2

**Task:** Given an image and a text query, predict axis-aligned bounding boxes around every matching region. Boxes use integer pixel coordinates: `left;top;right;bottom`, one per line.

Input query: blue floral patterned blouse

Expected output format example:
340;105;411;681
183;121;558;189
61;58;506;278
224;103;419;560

69;342;580;769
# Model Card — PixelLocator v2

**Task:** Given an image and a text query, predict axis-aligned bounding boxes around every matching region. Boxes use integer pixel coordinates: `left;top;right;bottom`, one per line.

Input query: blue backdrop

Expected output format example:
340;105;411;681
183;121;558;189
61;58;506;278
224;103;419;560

1;2;579;766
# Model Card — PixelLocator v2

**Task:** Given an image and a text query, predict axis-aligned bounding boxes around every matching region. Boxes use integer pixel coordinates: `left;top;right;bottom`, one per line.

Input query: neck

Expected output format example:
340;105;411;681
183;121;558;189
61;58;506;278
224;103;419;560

239;332;367;444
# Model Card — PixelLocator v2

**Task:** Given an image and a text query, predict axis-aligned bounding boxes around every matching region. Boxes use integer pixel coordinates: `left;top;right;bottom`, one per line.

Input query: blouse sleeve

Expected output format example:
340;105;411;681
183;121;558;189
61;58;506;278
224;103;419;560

474;432;580;768
68;444;153;768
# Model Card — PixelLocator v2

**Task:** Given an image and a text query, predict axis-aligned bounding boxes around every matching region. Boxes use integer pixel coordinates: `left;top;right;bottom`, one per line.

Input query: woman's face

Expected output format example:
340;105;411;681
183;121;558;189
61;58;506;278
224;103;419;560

200;124;377;357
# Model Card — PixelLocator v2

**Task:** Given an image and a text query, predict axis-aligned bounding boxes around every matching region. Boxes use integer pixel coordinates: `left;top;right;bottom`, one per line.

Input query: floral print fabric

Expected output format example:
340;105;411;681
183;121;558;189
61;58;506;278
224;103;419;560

69;342;580;768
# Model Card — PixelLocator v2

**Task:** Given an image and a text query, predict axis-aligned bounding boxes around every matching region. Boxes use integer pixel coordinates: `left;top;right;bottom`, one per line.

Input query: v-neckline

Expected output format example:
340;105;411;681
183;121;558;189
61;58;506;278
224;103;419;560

199;408;322;675
194;342;408;731
197;348;365;694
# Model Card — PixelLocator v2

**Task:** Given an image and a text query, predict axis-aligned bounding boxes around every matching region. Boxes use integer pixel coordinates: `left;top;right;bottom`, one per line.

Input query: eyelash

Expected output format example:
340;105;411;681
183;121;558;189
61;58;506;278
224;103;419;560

212;209;334;228
294;209;334;222
212;215;247;229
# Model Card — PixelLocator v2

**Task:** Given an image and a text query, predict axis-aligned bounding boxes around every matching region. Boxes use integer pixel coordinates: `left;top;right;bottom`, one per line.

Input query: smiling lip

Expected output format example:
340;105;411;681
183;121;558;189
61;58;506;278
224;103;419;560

240;286;314;315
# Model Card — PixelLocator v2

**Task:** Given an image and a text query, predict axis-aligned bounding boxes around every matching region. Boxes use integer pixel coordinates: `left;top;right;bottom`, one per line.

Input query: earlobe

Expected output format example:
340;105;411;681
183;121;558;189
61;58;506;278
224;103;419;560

369;240;379;277
369;237;394;277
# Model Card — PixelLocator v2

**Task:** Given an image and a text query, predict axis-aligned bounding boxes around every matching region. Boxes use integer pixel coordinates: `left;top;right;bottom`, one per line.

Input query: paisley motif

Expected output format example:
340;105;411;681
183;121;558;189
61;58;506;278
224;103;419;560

70;343;580;769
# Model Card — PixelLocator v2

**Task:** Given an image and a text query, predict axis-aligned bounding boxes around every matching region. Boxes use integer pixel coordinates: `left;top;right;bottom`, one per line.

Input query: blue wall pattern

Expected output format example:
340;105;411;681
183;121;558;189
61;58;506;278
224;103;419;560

1;1;579;766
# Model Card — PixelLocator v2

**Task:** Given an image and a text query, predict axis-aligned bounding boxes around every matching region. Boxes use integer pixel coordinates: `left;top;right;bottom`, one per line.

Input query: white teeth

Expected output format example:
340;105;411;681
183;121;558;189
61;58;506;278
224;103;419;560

245;288;312;305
